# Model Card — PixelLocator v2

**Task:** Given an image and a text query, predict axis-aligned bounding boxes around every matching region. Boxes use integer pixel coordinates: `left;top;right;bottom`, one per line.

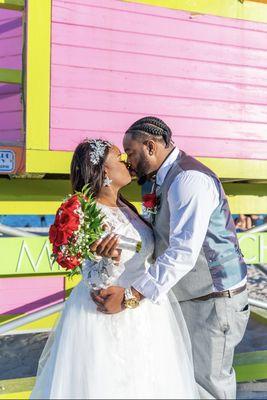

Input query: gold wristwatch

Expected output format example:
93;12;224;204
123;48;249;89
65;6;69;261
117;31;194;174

124;288;140;309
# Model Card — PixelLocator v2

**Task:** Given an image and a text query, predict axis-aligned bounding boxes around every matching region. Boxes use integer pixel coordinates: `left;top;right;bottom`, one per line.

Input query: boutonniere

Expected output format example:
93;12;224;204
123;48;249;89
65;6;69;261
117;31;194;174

142;193;161;223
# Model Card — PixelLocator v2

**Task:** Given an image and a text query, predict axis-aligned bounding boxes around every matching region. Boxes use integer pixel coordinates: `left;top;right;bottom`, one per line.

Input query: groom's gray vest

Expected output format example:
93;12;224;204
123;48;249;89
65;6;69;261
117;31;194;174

153;150;247;302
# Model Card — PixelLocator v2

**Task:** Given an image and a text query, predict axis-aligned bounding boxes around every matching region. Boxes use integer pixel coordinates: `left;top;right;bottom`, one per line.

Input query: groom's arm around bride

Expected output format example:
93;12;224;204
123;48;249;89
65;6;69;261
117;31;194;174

91;116;250;400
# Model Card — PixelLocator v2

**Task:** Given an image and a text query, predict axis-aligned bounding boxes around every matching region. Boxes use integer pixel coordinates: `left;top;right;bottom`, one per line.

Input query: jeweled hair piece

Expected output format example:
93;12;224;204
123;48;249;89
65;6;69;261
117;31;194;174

84;139;112;165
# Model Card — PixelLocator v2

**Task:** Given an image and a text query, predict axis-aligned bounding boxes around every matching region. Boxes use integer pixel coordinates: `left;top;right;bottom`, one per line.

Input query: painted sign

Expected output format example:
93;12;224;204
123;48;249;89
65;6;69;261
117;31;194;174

0;233;266;276
0;150;15;172
0;238;62;275
0;146;25;174
238;232;267;264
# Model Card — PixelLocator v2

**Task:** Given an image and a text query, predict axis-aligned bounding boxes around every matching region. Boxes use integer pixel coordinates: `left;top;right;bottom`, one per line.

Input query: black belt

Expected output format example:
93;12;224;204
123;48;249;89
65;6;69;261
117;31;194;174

192;284;247;301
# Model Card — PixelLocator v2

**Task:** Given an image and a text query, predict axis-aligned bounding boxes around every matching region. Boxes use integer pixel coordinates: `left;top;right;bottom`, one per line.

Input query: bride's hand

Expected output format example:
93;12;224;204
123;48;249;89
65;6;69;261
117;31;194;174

90;234;121;262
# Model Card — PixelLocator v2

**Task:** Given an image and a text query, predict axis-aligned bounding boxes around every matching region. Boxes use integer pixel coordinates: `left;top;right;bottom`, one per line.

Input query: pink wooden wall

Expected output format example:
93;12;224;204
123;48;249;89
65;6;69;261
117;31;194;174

0;9;23;145
0;277;65;315
50;0;267;159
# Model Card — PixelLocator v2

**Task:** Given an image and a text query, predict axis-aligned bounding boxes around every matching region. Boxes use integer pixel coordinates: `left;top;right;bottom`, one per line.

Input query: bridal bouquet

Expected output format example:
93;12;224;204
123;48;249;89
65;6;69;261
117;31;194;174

49;185;141;277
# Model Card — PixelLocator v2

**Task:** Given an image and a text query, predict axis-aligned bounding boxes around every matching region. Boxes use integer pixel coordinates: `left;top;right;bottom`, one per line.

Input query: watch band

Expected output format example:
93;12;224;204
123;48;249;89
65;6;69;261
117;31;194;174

124;287;140;309
124;287;134;301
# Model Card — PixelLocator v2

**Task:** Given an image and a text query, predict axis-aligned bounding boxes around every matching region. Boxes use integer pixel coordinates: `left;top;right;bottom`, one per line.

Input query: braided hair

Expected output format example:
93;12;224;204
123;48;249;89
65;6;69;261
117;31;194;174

125;116;173;148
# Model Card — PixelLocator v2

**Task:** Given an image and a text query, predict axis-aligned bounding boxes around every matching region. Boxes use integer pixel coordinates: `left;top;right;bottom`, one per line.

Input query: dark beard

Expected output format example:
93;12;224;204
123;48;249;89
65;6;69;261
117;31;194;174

136;157;158;185
137;175;148;185
136;156;150;184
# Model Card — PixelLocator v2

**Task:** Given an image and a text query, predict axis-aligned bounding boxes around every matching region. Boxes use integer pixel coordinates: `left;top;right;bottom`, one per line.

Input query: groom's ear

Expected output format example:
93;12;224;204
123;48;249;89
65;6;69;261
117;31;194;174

146;140;157;156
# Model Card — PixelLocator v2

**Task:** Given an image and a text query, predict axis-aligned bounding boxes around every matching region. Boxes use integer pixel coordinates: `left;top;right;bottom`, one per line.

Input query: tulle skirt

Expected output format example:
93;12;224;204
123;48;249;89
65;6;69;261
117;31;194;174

30;280;199;399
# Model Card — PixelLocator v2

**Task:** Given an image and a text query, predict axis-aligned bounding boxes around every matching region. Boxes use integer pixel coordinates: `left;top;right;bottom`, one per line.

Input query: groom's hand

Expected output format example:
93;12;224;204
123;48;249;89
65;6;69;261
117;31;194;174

91;286;125;314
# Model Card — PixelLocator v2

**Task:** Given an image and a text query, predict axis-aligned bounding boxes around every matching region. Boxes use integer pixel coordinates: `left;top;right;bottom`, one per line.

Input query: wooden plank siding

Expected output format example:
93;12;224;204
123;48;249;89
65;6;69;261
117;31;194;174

50;0;267;160
0;83;22;144
0;8;22;69
0;8;23;145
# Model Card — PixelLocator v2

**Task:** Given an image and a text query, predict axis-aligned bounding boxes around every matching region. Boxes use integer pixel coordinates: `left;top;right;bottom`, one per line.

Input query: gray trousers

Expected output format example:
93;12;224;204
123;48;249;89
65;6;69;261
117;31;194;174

179;290;250;399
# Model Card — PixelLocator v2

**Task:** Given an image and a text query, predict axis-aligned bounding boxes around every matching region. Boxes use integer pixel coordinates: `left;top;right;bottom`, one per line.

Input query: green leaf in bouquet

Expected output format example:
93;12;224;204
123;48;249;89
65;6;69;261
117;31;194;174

81;183;91;197
90;221;98;229
66;266;81;279
86;250;95;260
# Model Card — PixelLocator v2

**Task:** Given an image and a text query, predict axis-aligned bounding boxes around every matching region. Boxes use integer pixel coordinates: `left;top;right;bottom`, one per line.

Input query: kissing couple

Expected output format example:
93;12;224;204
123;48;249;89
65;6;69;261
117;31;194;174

31;116;249;400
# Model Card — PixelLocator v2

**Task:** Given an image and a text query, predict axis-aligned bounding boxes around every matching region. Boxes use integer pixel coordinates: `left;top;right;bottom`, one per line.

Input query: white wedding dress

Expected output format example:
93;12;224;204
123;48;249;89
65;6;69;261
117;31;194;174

30;202;199;399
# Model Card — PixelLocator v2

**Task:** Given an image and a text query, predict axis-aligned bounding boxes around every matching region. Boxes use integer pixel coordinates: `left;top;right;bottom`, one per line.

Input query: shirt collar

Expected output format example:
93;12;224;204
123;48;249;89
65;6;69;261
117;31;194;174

156;147;180;186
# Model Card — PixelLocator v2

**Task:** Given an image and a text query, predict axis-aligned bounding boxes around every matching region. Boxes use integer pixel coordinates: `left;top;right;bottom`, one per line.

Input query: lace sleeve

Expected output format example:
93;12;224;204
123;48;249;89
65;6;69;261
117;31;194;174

81;256;125;290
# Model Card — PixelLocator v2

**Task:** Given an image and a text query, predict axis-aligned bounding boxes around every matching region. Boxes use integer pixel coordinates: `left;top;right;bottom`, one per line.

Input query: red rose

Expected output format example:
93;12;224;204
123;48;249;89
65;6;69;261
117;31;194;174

56;251;64;263
54;210;61;226
57;254;80;271
60;210;80;232
143;193;157;209
54;229;70;247
52;244;60;255
62;195;80;212
49;224;57;243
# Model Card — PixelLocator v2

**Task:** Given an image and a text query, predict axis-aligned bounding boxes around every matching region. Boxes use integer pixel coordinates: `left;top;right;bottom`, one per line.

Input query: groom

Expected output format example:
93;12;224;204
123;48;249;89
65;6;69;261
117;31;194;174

91;116;250;399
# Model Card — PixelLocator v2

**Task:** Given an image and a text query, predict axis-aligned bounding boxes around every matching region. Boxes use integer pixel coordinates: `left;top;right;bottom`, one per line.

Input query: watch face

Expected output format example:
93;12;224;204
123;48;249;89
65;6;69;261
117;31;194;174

125;299;139;309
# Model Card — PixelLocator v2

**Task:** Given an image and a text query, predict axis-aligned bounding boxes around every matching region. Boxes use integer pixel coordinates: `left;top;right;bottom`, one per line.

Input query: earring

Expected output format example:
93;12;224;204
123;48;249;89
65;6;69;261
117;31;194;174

149;150;153;156
103;176;112;187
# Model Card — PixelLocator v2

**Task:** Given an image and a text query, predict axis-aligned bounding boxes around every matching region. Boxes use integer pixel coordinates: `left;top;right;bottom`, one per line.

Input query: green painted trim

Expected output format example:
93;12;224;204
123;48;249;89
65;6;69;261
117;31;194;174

223;183;267;196
0;377;34;395
1;178;266;202
0;0;24;11
0;178;71;202
0;69;22;84
0;178;141;214
0;314;21;323
223;184;267;213
235;363;267;382
251;308;267;325
234;350;267;366
0;390;31;399
2;182;267;214
234;351;267;382
0;179;140;203
0;272;66;278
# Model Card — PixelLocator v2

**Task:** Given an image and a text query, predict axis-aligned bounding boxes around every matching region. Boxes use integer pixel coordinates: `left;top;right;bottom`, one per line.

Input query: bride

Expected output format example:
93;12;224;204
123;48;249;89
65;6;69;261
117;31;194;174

30;139;200;399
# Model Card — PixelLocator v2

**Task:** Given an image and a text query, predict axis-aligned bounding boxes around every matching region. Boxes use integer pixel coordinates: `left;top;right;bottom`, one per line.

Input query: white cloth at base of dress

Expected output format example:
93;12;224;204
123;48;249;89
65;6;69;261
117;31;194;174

30;203;200;399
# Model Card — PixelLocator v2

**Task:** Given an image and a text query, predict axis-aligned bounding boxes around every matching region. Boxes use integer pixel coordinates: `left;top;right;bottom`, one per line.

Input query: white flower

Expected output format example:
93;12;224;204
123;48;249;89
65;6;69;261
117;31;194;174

85;139;111;165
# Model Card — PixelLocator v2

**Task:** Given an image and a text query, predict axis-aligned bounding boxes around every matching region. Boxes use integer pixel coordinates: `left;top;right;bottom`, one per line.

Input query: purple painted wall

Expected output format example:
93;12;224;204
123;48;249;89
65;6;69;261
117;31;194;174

50;0;267;159
0;8;23;145
0;83;22;144
0;8;22;70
